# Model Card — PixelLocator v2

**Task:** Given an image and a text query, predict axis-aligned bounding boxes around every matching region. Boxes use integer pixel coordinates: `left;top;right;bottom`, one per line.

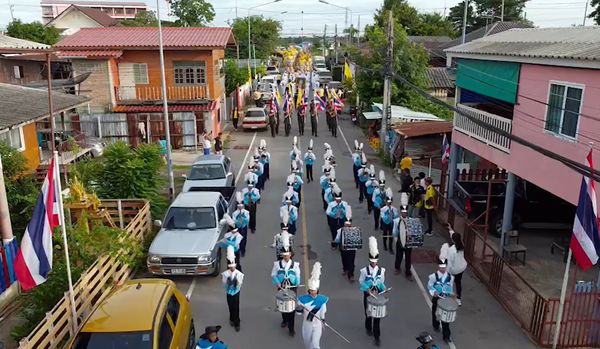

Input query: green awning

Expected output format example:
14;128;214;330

456;59;520;104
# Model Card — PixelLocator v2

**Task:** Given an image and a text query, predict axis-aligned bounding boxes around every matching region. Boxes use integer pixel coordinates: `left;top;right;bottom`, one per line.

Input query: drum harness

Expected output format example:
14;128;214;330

433;273;452;298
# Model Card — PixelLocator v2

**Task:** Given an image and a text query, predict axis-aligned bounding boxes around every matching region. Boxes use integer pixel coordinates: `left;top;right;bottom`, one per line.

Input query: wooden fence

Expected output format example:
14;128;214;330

17;199;152;349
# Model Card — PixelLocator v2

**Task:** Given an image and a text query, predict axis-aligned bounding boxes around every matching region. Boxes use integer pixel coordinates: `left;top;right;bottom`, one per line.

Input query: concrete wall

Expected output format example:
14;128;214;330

51;10;103;36
453;63;600;206
73;59;112;113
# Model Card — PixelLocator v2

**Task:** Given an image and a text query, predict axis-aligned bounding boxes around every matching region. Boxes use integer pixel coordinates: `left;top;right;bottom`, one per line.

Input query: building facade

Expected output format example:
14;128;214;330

42;0;146;24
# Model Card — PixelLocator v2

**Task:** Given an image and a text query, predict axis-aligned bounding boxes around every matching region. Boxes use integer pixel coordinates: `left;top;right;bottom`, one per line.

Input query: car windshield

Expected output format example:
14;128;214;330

72;331;153;349
189;164;225;180
163;207;216;230
246;110;266;118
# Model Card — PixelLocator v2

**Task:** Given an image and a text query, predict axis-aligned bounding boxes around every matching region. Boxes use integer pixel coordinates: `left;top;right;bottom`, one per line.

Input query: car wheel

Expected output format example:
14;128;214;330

188;320;196;349
210;251;221;277
490;213;503;237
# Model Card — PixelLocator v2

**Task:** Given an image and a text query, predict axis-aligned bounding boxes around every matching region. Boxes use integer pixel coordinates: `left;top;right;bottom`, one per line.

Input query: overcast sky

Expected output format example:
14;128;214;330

0;0;593;34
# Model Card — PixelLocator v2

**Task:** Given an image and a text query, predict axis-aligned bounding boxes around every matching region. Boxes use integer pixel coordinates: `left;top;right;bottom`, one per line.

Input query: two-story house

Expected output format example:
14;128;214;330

444;26;600;234
54;27;235;148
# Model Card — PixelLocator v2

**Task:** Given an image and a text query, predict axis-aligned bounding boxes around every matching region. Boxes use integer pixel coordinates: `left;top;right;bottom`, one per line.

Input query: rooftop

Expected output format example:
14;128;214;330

54;27;236;50
41;0;146;6
81;279;170;332
0;34;50;53
425;67;455;89
192;154;226;164
47;5;119;27
0;83;90;130
441;21;532;51
392;120;453;138
445;26;600;65
172;191;221;208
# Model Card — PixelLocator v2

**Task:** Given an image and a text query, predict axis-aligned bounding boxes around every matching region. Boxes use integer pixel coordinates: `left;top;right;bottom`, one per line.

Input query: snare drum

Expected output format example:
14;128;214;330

436;297;459;323
366;295;388;318
341;227;363;251
275;289;297;313
406;217;424;248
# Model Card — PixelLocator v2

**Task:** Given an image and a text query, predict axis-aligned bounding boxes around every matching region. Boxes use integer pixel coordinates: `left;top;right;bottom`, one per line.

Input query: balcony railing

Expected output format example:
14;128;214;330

115;85;209;103
453;103;512;153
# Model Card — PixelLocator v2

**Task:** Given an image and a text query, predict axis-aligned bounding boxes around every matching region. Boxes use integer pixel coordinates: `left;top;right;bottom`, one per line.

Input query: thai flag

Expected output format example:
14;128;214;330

570;150;600;271
270;97;280;114
282;91;290;114
14;158;59;291
441;133;451;165
300;94;308;111
314;94;326;111
333;95;344;111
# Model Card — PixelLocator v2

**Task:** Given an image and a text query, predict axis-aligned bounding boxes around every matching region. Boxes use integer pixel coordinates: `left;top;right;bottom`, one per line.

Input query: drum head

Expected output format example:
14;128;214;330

438;297;459;311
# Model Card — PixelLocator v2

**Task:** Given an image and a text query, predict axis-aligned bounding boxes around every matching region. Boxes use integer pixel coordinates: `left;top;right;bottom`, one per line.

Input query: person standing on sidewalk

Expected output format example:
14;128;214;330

304;139;316;183
446;225;467;306
428;262;455;343
372;171;387;230
393;205;413;280
408;177;425;218
424;177;435;236
202;132;212;155
232;107;239;129
214;132;223;155
222;246;243;332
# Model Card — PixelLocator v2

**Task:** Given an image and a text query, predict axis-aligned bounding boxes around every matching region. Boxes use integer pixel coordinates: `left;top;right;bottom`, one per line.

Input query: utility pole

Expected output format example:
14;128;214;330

323;24;327;57
501;0;505;21
584;0;589;26
461;0;469;44
301;10;304;41
334;24;338;64
7;0;14;22
357;15;361;43
380;11;393;158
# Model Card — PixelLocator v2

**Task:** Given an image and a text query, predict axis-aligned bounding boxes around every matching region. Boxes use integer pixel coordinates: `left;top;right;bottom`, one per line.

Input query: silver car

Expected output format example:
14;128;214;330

182;155;235;192
147;191;232;276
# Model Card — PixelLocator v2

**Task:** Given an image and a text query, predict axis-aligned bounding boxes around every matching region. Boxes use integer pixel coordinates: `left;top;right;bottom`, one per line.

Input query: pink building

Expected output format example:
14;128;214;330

41;0;147;24
444;27;600;235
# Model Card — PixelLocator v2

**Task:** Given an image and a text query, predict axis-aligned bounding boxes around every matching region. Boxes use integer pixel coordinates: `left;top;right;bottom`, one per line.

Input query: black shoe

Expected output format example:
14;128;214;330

289;330;295;337
375;338;381;346
444;337;452;343
230;320;234;326
383;245;388;251
281;321;287;328
433;326;440;332
389;248;394;255
235;326;240;332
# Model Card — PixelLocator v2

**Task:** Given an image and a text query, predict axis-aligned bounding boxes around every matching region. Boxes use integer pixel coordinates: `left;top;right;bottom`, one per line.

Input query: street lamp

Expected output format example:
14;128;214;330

248;0;282;72
318;0;351;32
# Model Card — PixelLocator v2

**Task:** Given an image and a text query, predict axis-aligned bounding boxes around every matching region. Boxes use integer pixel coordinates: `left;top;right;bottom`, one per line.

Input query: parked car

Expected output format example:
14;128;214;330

316;71;333;84
266;66;281;80
242;107;269;130
147;189;235;276
452;179;575;235
182;155;235;192
67;279;195;349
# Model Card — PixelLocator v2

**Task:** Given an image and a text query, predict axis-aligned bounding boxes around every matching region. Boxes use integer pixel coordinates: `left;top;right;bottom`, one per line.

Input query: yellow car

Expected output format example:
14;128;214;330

68;279;195;349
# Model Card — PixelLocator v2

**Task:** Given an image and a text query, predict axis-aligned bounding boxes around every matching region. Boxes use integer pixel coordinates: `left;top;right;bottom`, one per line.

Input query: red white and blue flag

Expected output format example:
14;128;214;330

270;96;280;114
332;95;344;111
282;91;292;114
14;158;59;291
441;133;451;165
314;93;326;111
300;94;308;111
570;150;600;271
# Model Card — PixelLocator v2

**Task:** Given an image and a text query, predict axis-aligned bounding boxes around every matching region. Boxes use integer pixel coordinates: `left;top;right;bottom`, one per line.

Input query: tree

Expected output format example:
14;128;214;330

6;20;61;45
374;0;455;37
590;0;600;25
170;0;215;27
417;13;456;37
449;0;530;35
448;1;477;35
224;60;247;95
121;10;159;26
230;16;282;59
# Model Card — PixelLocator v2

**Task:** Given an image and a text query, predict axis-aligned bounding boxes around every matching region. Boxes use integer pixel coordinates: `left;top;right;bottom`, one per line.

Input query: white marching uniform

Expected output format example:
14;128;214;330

299;296;327;349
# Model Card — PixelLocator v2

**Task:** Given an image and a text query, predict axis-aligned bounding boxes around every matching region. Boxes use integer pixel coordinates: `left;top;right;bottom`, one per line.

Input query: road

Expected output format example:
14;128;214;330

168;115;538;349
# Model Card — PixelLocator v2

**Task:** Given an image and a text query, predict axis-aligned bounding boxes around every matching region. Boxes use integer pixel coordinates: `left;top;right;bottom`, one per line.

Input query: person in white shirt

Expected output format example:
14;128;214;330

202;133;212;155
271;233;301;336
359;237;386;346
444;224;467;305
222;246;244;332
298;262;328;349
427;262;455;343
393;206;413;281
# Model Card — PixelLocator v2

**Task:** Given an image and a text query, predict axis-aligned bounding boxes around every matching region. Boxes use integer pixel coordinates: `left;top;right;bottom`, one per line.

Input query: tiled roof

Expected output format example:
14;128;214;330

0;34;50;51
68;5;119;27
55;27;236;49
42;0;146;6
0;83;90;130
113;102;217;113
392;121;453;138
441;22;532;51
445;27;600;62
57;50;123;58
408;36;452;43
425;67;455;89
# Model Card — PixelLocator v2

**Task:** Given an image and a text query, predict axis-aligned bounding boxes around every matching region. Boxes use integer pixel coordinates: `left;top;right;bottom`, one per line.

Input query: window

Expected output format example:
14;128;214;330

13;66;24;79
216;202;225;220
158;314;173;349
163;207;216;230
189;164;226;180
174;61;206;85
166;295;180;323
545;83;583;139
133;63;148;84
0;127;24;151
72;331;153;349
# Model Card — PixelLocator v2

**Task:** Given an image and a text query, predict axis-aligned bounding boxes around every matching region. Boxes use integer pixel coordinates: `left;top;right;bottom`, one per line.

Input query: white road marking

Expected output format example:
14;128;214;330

185;131;257;300
337;124;458;349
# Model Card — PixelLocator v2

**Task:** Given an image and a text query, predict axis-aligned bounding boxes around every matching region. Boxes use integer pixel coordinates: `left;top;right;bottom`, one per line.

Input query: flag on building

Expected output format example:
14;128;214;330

14;158;59;291
314;93;326;111
441;133;451;165
344;61;353;81
570;150;600;271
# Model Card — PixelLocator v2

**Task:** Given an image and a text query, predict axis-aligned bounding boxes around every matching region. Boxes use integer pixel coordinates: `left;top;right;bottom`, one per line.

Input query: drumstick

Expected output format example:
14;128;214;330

296;303;351;343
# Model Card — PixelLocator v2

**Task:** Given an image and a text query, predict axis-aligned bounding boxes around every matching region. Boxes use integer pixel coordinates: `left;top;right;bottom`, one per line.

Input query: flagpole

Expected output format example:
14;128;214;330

53;151;78;333
428;157;432;177
553;248;572;348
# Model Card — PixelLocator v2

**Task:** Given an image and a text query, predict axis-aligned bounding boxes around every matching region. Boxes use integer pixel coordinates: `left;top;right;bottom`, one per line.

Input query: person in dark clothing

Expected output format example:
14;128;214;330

214;132;223;154
297;106;306;136
399;168;412;193
408;177;425;218
232;107;239;129
310;103;318;137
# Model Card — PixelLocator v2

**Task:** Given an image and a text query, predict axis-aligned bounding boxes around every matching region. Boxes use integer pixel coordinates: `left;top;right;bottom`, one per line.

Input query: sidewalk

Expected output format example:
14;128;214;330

337;116;538;348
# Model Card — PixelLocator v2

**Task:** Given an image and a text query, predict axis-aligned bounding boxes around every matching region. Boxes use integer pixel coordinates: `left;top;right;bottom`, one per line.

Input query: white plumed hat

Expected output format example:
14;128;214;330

400;192;409;206
369;165;376;178
307;262;322;291
308;139;314;150
281;208;290;227
220;213;237;231
345;205;353;224
385;187;393;202
226;245;236;267
379;170;386;185
369;236;379;262
281;230;291;255
260;138;267;149
293;136;298;147
236;191;243;205
354;139;359;150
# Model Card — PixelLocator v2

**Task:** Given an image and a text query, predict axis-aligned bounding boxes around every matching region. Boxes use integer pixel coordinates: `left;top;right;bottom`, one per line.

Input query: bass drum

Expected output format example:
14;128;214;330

340;227;363;251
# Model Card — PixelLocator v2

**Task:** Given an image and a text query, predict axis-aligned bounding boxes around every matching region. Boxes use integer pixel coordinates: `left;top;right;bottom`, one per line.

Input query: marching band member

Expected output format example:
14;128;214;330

290;164;304;203
357;153;370;203
242;179;261;234
219;213;244;271
326;184;349;248
304;139;316;183
352;140;362;188
232;192;250;256
243;160;258;187
271;233;301;337
323;148;336;168
334;206;357;282
428;262;455;343
359;237;386;346
372;171;387;230
310;101;318;137
222;246;244;332
323;177;336;211
416;332;441;349
365;165;378;215
320;165;334;210
196;326;227;349
393;203;413;280
380;188;398;254
323;143;332;161
280;191;299;235
282;181;300;207
273;210;295;259
298;262;328;349
259;139;271;181
290;136;301;162
253;150;265;191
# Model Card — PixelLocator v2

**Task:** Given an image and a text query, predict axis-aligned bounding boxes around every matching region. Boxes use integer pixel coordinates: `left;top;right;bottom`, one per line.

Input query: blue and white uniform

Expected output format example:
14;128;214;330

298;294;328;349
323;187;335;205
232;209;250;231
428;271;454;297
242;187;261;205
304;152;316;166
271;259;301;287
282;190;300;206
244;171;258;186
196;339;227;349
372;188;386;209
222;269;244;296
280;204;299;235
292;174;304;192
359;265;386;293
380;205;399;226
221;231;244;253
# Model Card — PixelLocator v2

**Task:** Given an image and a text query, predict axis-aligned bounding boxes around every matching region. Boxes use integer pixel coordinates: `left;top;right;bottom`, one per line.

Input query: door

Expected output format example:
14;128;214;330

118;63;136;100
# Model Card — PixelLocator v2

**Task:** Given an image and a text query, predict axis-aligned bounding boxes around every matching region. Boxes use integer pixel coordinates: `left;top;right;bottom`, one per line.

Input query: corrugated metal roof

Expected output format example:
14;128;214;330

0;34;50;51
425;67;455;89
392;121;453;138
441;22;532;51
57;50;123;58
113;102;216;113
445;26;600;61
0;83;89;130
54;27;236;49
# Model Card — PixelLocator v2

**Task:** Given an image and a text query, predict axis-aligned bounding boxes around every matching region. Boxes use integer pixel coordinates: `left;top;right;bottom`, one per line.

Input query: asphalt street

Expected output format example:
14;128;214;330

168;115;538;349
